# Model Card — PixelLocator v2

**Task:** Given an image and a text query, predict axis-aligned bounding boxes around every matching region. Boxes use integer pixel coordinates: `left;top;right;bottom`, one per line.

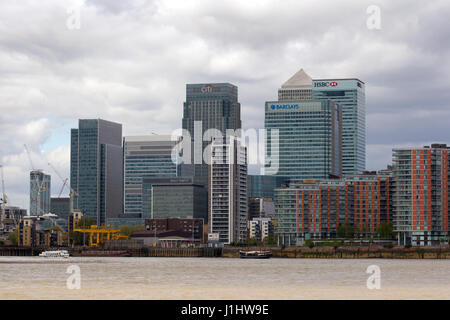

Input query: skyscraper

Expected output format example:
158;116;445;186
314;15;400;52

29;170;51;216
278;69;366;175
209;136;247;244
265;71;342;180
312;77;365;175
182;83;242;187
123;135;183;218
70;119;123;225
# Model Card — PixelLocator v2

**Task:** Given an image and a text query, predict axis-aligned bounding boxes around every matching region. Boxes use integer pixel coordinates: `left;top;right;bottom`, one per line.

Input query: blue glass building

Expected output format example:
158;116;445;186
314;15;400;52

70;119;123;225
123;135;182;218
313;78;366;175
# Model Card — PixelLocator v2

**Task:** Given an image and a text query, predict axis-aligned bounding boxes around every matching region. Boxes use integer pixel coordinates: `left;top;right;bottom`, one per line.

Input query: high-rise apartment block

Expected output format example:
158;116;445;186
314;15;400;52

209;136;247;244
393;144;449;246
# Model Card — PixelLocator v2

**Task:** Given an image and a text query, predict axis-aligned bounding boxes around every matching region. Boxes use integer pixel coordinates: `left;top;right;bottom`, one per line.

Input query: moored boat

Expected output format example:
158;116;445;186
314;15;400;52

39;250;70;258
239;250;272;259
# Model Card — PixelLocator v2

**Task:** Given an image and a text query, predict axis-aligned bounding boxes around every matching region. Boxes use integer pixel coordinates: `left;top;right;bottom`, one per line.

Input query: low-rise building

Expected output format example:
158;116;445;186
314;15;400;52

144;218;203;243
18;215;65;247
248;217;274;242
274;170;394;246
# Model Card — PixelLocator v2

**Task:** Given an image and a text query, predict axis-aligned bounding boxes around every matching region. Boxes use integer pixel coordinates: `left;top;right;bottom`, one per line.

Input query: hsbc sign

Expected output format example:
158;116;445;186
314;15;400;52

314;81;339;88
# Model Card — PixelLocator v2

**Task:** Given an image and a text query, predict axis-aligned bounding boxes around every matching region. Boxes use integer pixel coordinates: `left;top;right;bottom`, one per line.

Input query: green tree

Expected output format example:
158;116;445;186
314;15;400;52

119;225;145;237
337;222;354;238
9;230;18;245
377;222;394;239
76;217;96;228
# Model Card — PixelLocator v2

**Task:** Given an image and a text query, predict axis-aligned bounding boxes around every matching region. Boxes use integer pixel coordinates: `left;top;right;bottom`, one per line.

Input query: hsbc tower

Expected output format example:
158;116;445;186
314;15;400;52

312;78;365;175
272;69;365;177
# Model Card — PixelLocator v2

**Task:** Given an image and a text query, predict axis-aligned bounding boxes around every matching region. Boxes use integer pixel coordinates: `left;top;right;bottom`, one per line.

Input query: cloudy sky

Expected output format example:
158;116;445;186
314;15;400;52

1;0;449;210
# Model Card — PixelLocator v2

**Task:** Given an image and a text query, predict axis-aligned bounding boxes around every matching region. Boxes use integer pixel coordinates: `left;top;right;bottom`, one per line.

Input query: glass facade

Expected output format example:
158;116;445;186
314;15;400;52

141;177;207;221
247;175;289;199
265;100;342;180
50;197;70;219
123;136;180;217
313;79;365;175
29;170;51;215
182;83;242;187
70;119;123;225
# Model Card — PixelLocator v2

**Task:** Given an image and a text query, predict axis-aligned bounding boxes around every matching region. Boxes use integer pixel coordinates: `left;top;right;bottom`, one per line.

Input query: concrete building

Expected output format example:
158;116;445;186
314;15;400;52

142;177;207;221
182;83;242;187
274;171;393;246
248;217;274;242
70;119;123;226
30;170;51;216
209;136;247;244
393;144;450;246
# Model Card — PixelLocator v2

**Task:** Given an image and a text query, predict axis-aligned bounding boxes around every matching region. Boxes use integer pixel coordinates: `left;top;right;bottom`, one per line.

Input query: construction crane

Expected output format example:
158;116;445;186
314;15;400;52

48;162;78;214
0;165;7;206
58;178;69;198
0;165;7;231
24;144;47;216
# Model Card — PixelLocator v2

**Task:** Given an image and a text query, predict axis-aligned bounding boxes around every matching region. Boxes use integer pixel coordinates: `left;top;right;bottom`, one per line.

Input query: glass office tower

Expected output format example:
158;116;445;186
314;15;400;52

313;78;365;175
123;135;181;217
70;119;123;225
265;99;342;181
182;83;242;187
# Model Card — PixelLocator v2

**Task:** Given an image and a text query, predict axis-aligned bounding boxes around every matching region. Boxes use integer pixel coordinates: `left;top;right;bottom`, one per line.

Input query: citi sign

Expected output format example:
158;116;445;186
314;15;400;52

201;84;213;93
270;104;299;110
314;81;339;88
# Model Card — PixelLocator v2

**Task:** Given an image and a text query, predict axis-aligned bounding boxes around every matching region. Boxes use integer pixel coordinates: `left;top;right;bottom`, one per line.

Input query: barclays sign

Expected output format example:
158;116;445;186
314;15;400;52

270;104;300;110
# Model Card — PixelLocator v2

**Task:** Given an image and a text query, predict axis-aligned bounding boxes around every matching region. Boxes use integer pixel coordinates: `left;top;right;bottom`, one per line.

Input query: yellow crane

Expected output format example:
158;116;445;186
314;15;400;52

73;225;128;247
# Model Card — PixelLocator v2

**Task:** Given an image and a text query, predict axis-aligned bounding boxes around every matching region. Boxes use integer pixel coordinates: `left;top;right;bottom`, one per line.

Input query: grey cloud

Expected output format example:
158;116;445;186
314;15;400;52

1;0;449;209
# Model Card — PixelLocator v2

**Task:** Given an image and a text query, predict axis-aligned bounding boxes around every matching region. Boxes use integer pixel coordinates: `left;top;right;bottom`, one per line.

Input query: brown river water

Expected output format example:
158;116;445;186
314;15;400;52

0;257;448;299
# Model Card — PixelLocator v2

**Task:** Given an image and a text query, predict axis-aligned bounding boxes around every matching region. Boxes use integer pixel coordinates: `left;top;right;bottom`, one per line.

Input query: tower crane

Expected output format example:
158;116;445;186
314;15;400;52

0;165;7;230
48;162;78;214
0;165;7;206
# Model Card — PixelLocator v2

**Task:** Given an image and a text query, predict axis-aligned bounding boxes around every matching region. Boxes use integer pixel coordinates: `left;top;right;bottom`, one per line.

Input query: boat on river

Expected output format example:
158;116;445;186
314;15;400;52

39;250;70;258
239;250;272;259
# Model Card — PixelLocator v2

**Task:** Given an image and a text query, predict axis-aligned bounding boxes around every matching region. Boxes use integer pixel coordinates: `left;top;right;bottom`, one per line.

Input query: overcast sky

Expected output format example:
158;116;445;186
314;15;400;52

1;0;449;210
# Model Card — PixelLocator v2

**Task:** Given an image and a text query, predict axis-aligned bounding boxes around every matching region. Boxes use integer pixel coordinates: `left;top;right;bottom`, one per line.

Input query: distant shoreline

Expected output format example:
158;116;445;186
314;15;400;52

1;245;450;259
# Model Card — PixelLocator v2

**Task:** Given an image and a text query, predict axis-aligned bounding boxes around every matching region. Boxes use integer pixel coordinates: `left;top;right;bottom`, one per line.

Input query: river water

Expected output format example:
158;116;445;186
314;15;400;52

0;257;448;299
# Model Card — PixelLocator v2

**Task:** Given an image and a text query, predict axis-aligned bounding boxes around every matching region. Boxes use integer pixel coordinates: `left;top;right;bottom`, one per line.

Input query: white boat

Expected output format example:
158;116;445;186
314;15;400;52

39;250;70;258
